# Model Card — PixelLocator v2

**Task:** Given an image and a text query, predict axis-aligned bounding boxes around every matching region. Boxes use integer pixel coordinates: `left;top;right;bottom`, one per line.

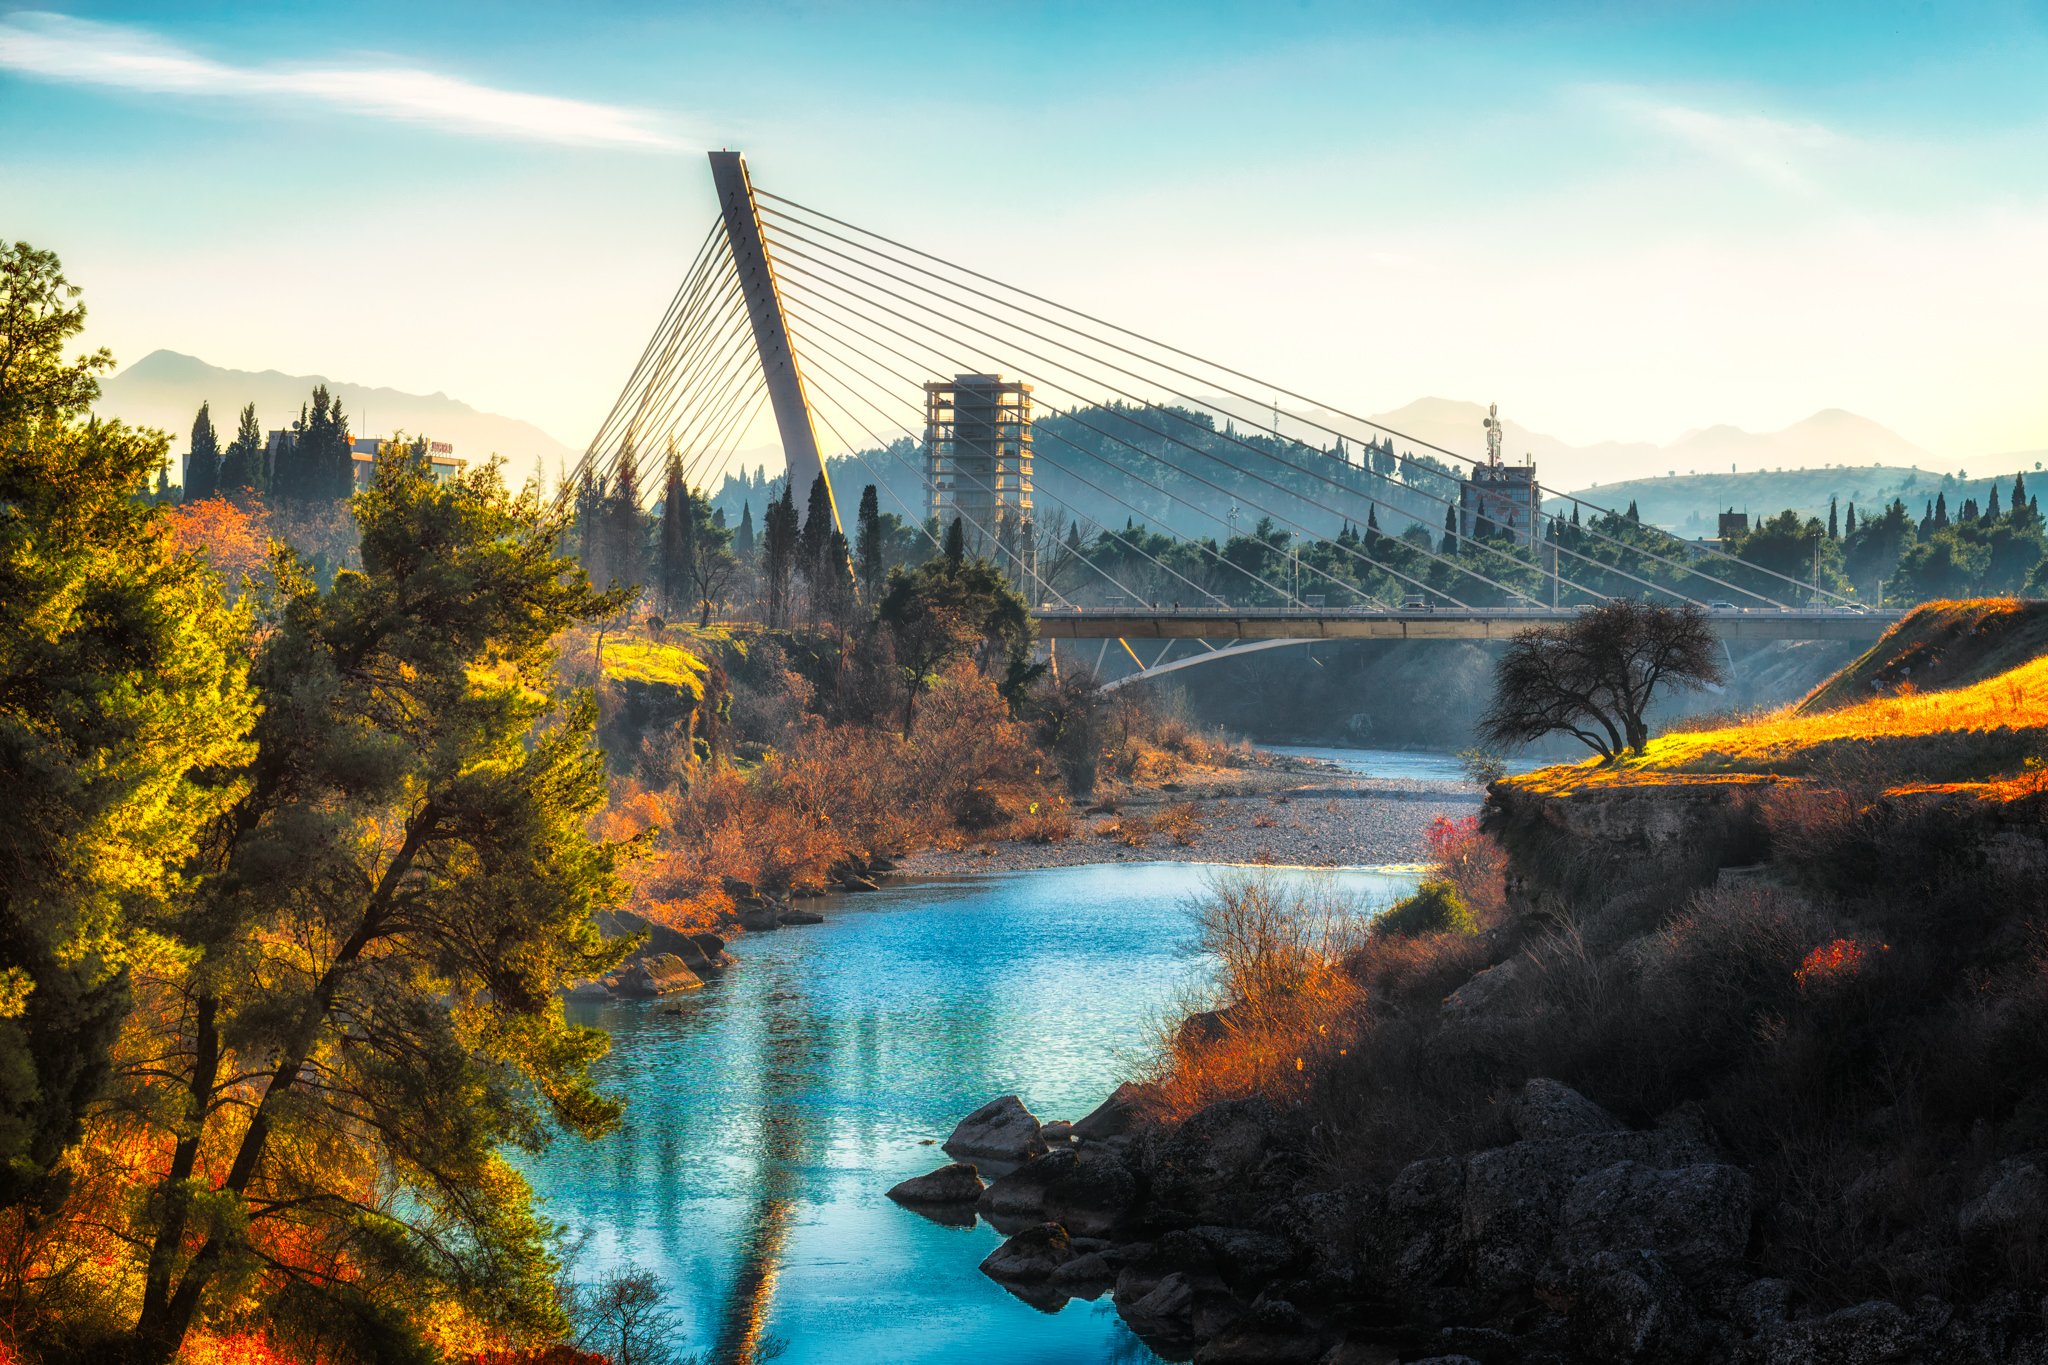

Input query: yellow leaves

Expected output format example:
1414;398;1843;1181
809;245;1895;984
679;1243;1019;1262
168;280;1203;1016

0;967;30;1019
599;638;710;697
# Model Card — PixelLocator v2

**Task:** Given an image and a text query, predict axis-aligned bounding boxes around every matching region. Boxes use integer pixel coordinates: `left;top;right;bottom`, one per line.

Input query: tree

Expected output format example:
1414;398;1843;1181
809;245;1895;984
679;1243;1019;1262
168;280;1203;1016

855;484;885;603
877;553;1036;735
1440;504;1458;555
218;402;264;492
734;501;755;558
761;484;799;627
125;456;632;1363
1479;600;1725;760
0;241;113;435
943;515;966;566
656;454;695;617
275;385;351;504
0;393;255;1223
1827;496;1838;541
185;402;221;502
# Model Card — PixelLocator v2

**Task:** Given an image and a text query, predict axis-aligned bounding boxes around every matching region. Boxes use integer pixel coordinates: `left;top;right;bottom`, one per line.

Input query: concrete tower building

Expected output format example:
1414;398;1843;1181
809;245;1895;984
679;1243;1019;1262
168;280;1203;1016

924;373;1035;578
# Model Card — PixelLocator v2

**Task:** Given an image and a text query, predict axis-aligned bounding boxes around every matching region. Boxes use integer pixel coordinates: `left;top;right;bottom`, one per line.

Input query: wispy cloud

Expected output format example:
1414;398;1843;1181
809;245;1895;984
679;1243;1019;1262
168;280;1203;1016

1589;85;1847;193
0;11;684;150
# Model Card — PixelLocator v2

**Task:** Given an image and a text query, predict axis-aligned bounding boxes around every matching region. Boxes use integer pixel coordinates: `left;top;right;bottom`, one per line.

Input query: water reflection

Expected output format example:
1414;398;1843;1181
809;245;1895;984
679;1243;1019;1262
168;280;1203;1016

527;862;1417;1364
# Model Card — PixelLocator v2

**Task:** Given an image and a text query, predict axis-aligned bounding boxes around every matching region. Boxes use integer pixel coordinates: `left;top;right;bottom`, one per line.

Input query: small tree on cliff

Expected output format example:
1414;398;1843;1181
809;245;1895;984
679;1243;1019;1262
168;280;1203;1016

1478;599;1723;761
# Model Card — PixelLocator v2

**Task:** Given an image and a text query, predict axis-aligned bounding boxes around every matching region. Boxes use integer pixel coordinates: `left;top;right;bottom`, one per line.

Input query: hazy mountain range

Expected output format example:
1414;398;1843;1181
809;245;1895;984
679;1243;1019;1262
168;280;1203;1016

105;353;2040;527
96;350;576;473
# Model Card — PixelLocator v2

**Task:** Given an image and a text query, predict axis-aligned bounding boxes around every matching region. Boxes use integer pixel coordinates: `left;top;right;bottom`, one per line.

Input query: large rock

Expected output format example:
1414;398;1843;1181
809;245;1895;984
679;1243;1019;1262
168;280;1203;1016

979;1147;1138;1236
610;953;704;997
1150;1098;1301;1224
1460;1127;1717;1293
1561;1161;1754;1277
1744;1300;1918;1364
1193;1297;1328;1364
945;1095;1048;1164
1442;958;1523;1018
1513;1078;1627;1141
563;978;613;1001
886;1162;983;1205
1074;1082;1154;1141
1568;1249;1700;1363
1958;1158;2046;1252
1119;1270;1197;1337
1190;1226;1301;1287
980;1223;1073;1281
1044;1149;1139;1237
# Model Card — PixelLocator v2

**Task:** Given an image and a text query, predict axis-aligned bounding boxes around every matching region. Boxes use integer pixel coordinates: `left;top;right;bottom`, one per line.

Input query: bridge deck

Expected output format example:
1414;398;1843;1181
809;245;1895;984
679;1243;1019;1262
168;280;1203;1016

1033;607;1901;642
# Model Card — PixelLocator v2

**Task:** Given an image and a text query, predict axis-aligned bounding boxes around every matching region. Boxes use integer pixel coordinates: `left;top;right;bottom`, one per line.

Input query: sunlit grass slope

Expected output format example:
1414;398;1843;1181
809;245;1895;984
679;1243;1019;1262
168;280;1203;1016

1510;599;2048;796
1801;598;2048;713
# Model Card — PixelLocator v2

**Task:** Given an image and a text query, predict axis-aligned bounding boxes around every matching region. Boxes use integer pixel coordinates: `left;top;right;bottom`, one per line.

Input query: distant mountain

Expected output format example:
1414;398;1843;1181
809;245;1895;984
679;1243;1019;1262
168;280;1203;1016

96;350;574;483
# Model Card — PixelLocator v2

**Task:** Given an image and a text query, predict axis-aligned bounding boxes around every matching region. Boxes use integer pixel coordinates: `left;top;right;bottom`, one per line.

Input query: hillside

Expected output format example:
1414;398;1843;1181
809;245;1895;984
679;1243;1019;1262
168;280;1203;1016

1800;598;2048;712
96;350;575;479
1548;463;1969;534
1507;598;2048;795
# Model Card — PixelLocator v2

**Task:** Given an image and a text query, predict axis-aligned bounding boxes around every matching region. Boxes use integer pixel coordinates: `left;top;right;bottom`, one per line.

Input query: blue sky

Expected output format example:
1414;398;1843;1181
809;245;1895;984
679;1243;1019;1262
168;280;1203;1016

5;1;2045;468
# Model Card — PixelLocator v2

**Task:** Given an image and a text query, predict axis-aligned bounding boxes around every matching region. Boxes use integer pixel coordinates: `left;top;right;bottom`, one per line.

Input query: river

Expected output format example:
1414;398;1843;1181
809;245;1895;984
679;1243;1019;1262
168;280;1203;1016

526;860;1420;1364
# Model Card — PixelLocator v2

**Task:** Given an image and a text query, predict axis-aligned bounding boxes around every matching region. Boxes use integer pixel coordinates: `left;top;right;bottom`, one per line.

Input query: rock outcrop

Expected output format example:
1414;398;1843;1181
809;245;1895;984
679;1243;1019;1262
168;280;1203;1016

943;1095;1047;1165
886;1162;984;1206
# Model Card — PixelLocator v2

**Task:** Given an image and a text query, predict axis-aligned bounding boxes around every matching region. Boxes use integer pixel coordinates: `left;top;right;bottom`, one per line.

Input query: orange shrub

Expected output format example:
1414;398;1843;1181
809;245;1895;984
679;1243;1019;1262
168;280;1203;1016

166;494;272;590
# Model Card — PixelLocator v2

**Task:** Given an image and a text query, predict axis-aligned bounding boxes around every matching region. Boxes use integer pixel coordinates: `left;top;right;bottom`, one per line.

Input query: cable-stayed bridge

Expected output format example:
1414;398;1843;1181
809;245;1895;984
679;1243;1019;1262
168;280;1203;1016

572;152;1897;681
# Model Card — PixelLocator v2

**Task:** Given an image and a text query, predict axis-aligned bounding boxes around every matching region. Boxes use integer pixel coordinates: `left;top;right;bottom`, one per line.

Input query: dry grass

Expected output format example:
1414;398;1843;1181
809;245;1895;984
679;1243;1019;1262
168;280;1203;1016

1145;873;1369;1121
1509;645;2048;796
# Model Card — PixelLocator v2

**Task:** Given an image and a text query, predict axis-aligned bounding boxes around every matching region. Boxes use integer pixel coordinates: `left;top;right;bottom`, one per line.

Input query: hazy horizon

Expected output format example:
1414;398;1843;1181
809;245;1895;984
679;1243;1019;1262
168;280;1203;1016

10;2;2047;480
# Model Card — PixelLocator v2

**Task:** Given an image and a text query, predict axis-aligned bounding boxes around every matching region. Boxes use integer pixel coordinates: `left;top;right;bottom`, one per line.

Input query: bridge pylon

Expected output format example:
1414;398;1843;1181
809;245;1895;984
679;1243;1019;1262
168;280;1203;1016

709;150;838;532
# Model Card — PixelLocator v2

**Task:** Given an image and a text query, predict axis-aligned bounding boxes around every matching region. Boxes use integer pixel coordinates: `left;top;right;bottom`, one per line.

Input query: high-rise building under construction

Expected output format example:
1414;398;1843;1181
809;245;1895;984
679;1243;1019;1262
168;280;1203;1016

924;373;1035;580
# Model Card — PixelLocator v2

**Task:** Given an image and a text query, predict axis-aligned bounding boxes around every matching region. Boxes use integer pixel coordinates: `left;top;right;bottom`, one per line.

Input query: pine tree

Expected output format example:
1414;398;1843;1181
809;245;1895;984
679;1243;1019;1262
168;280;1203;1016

944;515;966;565
855;484;884;604
217;402;263;492
184;402;220;501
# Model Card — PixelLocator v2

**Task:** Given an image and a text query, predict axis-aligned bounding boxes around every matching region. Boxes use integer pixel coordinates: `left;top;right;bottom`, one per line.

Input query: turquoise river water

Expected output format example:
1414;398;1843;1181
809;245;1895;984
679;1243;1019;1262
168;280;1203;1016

525;860;1420;1365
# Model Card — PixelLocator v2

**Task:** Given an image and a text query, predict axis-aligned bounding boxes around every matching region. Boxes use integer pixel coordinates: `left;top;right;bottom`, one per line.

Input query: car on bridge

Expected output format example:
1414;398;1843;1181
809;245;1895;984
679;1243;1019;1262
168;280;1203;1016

1401;593;1432;612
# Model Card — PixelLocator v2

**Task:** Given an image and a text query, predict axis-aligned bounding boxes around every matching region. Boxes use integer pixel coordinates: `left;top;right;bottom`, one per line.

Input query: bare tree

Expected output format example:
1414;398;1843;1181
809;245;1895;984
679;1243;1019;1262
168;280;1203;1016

1478;599;1724;761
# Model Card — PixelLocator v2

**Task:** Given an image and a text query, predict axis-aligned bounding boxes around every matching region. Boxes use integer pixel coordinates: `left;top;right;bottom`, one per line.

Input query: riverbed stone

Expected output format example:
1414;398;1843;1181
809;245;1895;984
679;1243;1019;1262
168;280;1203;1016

777;907;824;925
1513;1078;1627;1141
1561;1161;1754;1277
1073;1081;1155;1141
1119;1271;1197;1337
1192;1297;1328;1365
980;1222;1073;1281
609;953;703;997
945;1095;1048;1164
887;1162;983;1206
563;978;613;1001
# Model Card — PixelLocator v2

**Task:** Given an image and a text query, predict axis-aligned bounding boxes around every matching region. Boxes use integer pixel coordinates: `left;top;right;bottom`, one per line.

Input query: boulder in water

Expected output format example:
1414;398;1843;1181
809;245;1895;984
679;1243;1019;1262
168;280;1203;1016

945;1095;1047;1164
887;1162;984;1206
980;1222;1073;1281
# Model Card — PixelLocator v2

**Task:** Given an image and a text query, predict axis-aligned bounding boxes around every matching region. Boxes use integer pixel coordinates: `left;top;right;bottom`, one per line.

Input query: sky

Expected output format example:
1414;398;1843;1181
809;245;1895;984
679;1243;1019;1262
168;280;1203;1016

5;0;2046;475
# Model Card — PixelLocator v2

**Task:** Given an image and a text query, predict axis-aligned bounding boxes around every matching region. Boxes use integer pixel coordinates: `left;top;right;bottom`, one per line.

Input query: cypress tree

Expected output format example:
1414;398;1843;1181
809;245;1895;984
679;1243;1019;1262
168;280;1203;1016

1441;504;1458;554
1827;497;1838;540
2013;471;2029;521
944;515;966;565
1934;492;1949;529
762;485;799;627
603;453;647;591
218;403;263;492
1844;502;1857;536
734;502;755;558
1625;499;1640;523
185;402;220;501
854;484;884;603
657;454;695;618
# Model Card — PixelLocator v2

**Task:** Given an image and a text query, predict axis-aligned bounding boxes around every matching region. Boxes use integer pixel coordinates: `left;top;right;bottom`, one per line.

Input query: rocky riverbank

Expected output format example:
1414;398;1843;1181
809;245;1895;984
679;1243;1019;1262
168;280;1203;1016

894;761;1481;877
